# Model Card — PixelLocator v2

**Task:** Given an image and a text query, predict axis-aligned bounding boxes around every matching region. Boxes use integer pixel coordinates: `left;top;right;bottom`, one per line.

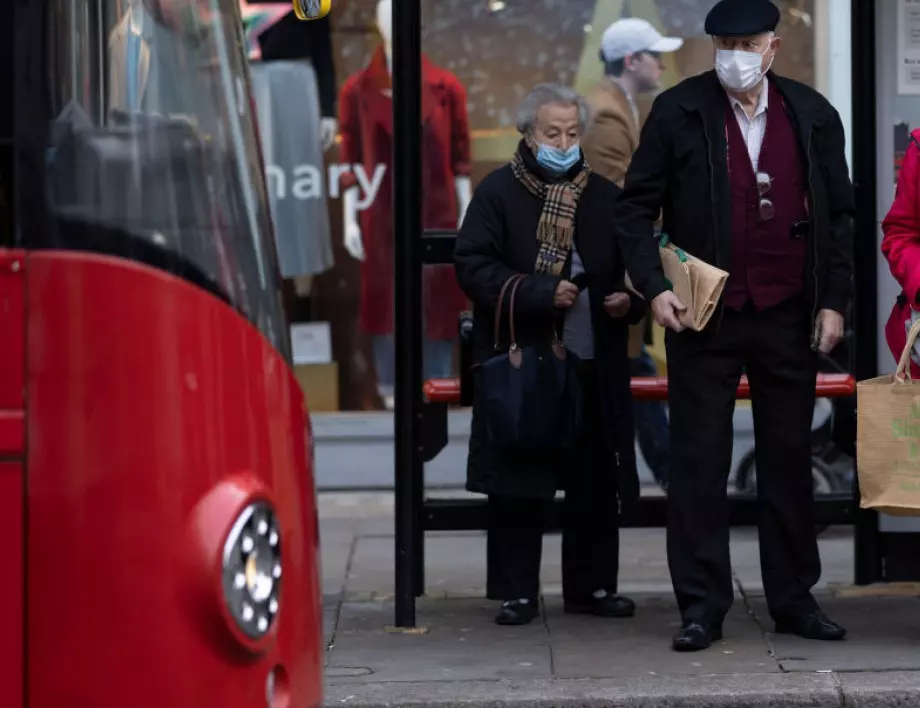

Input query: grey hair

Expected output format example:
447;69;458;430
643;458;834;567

515;83;591;136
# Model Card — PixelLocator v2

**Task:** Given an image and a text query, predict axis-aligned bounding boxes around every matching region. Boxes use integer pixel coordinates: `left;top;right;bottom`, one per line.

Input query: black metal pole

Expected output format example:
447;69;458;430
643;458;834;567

850;0;881;586
392;0;422;627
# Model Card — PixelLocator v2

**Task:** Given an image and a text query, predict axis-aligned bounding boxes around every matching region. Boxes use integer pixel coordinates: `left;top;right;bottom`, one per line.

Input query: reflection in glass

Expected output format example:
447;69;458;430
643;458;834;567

38;0;288;355
337;0;471;409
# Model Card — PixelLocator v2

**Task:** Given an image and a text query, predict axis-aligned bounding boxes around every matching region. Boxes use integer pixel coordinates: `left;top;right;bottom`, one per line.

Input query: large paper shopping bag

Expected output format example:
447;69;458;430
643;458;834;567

857;318;920;515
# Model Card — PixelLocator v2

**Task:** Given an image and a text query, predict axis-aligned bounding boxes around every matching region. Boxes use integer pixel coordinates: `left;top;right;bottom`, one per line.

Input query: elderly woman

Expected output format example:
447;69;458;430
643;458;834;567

454;83;645;626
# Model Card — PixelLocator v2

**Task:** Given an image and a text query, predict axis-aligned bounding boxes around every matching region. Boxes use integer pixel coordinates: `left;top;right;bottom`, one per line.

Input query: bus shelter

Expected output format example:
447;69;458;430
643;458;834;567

389;0;900;628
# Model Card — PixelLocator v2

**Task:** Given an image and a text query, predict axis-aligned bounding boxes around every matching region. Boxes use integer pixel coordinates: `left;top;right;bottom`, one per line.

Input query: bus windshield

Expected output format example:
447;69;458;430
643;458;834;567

26;0;288;355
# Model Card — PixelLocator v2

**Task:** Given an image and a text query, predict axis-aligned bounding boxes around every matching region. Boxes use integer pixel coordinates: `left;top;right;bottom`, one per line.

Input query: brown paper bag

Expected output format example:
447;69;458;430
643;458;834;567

659;242;728;331
625;236;729;332
856;318;920;515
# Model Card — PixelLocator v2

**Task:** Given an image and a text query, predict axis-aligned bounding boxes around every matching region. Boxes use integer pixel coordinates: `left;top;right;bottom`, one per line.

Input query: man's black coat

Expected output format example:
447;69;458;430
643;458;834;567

615;70;855;322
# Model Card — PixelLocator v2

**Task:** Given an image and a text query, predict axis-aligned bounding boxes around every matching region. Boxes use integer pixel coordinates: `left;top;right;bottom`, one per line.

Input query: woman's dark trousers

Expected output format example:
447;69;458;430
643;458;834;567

485;364;620;603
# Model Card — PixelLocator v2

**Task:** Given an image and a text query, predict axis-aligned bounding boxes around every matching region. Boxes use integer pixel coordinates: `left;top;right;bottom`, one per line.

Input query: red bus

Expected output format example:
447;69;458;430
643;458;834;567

1;0;322;706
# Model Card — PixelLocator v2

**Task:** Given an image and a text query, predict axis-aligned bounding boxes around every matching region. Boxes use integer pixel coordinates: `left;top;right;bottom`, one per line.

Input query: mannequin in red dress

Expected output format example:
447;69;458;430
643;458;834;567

338;0;472;408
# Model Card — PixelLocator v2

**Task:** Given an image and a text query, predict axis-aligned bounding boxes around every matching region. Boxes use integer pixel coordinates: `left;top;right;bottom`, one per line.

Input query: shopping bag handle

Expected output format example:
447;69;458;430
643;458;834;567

895;315;920;382
658;233;688;263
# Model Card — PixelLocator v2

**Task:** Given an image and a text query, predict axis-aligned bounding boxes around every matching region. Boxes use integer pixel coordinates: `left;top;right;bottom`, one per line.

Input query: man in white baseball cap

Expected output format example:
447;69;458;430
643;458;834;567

582;17;682;494
600;18;683;73
584;18;683;186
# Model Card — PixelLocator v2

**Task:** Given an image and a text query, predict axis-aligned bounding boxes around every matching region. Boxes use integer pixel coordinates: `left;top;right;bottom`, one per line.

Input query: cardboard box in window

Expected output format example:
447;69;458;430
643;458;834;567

291;322;332;365
294;362;339;412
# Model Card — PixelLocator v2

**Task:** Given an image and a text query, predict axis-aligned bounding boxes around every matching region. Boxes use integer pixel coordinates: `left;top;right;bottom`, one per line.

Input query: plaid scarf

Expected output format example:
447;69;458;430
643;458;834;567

510;147;590;276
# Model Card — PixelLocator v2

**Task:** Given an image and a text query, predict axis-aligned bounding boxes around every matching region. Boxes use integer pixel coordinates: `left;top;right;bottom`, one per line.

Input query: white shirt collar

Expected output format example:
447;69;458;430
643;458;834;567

727;76;769;118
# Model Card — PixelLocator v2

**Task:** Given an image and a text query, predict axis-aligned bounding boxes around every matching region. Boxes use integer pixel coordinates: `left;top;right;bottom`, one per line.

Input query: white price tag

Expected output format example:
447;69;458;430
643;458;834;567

291;322;332;365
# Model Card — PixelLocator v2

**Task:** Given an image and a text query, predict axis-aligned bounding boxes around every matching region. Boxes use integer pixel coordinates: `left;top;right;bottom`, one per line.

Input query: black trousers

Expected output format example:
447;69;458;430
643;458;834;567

665;297;821;625
486;364;620;602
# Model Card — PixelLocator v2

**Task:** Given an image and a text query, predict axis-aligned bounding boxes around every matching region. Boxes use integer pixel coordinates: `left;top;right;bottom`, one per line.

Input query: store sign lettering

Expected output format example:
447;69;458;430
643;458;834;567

264;163;386;210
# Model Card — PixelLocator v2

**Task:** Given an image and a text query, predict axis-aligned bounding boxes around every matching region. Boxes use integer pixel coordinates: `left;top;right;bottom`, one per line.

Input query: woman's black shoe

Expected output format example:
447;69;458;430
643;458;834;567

672;621;723;652
564;593;636;618
495;599;539;626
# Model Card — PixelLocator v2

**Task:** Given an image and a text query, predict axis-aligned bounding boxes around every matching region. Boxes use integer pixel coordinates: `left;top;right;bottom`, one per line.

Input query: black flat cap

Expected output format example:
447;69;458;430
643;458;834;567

704;0;780;37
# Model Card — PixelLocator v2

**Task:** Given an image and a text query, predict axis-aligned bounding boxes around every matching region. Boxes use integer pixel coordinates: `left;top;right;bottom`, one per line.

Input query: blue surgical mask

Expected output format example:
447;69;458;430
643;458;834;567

536;143;581;173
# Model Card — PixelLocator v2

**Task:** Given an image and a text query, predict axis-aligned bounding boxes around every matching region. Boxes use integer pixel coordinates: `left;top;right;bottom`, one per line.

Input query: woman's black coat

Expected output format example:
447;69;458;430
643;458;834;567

453;149;646;504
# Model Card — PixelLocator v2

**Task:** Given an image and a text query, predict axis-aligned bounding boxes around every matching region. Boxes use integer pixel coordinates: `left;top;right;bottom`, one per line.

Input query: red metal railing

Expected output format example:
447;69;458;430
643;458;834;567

422;373;856;404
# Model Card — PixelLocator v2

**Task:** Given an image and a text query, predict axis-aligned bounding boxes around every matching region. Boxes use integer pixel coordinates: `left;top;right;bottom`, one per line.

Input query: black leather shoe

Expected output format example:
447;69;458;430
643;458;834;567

672;621;723;652
495;599;539;626
564;593;636;618
775;611;846;641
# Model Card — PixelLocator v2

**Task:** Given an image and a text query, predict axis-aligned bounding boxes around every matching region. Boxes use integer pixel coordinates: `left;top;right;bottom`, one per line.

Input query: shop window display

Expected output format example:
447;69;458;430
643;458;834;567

240;2;337;285
241;1;341;410
338;0;471;409
286;0;817;413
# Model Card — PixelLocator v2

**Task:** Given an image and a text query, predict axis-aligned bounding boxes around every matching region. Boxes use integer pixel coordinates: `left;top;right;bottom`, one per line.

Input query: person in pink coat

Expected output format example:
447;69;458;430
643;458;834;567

882;129;920;376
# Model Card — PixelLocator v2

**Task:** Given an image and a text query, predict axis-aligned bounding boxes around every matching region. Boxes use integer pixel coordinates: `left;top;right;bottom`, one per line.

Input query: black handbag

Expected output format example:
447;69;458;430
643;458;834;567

477;274;583;452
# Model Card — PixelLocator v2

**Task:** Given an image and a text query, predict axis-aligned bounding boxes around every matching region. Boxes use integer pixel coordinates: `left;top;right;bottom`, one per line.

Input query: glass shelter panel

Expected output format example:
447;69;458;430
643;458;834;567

397;0;824;498
267;1;854;498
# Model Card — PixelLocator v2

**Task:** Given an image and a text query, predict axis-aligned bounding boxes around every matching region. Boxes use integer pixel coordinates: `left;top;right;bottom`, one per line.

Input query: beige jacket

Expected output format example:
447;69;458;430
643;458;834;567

582;80;645;358
582;79;639;188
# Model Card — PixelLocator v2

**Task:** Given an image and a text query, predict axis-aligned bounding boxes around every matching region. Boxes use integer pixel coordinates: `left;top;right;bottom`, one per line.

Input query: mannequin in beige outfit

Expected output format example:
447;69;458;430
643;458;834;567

581;17;682;492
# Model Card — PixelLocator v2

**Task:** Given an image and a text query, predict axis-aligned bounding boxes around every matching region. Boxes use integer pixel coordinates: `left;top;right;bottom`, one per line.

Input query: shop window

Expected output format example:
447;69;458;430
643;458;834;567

251;0;815;414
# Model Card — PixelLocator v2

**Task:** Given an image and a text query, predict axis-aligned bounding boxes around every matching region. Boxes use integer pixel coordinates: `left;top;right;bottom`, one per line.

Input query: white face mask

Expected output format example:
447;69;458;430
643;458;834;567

715;47;772;92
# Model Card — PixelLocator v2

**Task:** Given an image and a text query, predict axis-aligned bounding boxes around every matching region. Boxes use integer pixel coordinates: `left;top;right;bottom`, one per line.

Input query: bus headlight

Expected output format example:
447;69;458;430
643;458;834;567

222;502;282;639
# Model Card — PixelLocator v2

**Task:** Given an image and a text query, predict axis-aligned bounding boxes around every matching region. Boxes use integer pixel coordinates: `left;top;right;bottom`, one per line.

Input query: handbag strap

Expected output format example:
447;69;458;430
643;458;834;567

493;273;526;350
508;275;524;349
493;273;563;354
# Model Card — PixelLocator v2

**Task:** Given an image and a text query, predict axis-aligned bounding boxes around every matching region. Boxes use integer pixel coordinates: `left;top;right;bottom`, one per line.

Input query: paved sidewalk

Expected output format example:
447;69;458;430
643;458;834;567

319;492;920;707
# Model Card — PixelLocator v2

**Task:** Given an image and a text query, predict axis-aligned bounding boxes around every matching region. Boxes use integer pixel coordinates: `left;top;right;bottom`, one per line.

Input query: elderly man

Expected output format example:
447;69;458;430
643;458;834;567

615;0;854;651
582;18;682;492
